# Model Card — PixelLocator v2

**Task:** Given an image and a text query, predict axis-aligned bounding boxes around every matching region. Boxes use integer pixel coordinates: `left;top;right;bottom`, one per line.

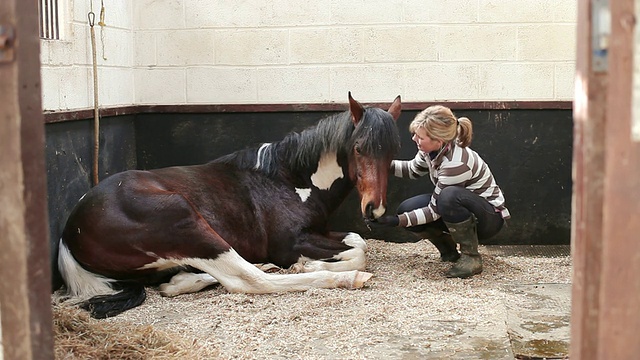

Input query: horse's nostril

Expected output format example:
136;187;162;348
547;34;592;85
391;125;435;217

365;203;374;219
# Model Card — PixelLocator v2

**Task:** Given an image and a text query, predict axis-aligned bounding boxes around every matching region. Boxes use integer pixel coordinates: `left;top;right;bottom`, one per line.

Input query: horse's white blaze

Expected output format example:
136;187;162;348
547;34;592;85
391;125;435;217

372;201;386;219
311;152;343;190
254;143;271;170
159;271;218;297
57;239;118;301
295;187;311;202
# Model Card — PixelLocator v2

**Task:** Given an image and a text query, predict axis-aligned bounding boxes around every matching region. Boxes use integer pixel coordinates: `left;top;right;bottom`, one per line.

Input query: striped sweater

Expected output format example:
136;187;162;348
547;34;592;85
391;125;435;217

391;143;510;227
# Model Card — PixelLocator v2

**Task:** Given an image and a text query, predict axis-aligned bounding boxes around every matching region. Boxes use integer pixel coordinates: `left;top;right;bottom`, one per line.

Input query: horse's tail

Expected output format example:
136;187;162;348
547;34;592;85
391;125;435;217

51;237;64;292
57;239;146;318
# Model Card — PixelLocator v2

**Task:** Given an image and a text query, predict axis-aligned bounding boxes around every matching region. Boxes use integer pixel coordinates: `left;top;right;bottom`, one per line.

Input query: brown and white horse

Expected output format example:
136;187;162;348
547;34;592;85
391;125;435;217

55;93;401;318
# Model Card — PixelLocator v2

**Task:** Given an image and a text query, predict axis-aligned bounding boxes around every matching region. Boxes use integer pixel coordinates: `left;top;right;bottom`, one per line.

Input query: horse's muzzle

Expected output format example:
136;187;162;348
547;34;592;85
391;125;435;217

364;202;385;221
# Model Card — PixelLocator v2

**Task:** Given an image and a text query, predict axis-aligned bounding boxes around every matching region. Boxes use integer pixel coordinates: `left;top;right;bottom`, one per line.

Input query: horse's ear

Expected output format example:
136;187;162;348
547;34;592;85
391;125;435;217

388;95;402;121
348;91;365;125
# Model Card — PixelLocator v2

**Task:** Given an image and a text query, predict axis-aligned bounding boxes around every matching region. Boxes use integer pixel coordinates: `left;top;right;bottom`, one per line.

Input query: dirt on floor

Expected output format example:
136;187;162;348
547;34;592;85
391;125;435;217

55;239;571;360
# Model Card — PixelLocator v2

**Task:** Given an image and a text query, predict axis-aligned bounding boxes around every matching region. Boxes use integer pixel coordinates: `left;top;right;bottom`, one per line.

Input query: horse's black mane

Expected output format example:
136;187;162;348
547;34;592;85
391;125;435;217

214;107;400;177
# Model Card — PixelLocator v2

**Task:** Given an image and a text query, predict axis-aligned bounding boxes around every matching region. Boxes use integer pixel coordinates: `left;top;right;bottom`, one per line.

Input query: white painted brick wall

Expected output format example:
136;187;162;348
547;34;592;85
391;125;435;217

157;30;215;66
186;67;256;103
215;29;288;65
41;0;134;110
41;0;577;111
135;68;186;104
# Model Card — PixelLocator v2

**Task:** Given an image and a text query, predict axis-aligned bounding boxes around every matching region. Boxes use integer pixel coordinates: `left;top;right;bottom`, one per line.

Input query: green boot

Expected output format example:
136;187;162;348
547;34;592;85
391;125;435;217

414;228;460;262
444;215;482;278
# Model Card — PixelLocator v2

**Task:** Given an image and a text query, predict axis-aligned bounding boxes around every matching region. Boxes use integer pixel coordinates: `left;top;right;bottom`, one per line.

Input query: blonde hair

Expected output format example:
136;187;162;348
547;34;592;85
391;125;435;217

409;105;473;148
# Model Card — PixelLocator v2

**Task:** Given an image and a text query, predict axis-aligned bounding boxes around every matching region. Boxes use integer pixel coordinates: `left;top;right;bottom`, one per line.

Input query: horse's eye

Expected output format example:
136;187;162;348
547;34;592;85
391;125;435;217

354;145;362;154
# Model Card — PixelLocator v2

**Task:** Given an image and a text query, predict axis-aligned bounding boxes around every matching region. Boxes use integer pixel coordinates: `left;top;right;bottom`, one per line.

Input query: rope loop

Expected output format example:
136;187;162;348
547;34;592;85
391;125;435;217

88;12;95;27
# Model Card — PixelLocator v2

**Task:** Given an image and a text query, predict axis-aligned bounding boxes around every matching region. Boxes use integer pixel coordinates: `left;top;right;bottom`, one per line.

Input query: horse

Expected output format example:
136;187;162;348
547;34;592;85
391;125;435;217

55;93;401;318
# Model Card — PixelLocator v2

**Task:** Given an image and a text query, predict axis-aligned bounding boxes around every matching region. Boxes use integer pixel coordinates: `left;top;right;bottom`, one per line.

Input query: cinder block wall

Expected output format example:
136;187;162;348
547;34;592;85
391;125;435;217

40;0;576;111
40;0;134;110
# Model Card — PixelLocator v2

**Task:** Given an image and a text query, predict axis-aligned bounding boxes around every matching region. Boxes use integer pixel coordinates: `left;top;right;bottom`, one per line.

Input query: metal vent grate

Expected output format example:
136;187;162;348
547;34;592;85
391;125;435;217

484;245;571;258
38;0;59;40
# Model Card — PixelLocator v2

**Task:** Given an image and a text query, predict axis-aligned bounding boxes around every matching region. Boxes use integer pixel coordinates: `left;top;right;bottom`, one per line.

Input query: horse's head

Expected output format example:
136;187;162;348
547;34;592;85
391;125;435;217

347;92;401;221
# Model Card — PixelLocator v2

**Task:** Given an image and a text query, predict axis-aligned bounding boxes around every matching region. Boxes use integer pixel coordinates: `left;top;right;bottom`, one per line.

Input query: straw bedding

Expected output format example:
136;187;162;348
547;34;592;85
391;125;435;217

53;239;572;359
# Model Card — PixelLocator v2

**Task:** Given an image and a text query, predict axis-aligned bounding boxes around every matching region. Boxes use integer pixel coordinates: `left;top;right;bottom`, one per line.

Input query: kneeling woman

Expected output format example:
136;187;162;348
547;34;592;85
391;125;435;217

369;105;510;278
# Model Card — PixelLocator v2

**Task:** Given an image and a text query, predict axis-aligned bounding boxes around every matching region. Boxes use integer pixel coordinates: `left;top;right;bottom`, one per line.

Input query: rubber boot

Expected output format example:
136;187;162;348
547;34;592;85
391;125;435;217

444;215;482;278
414;229;460;262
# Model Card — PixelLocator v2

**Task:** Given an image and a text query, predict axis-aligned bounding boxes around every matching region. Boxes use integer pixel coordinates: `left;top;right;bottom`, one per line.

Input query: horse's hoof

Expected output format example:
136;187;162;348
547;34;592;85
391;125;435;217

440;251;461;263
352;271;373;288
158;283;180;297
289;262;305;273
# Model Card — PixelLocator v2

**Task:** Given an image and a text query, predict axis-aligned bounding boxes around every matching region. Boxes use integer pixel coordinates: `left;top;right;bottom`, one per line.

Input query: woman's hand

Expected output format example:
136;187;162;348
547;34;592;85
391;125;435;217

366;215;400;229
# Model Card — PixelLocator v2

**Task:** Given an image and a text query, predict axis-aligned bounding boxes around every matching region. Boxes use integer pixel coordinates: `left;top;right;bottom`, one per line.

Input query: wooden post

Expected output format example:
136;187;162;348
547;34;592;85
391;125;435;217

597;0;640;358
570;0;607;357
0;0;54;358
572;0;640;358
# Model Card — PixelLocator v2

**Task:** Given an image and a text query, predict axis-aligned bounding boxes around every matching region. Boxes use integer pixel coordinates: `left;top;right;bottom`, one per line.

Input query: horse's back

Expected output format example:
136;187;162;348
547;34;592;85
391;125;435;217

61;167;230;276
61;163;303;277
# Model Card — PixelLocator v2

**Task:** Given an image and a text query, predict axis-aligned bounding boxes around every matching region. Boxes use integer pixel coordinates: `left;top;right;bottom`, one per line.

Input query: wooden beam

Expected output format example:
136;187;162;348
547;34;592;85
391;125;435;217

572;0;640;358
570;0;606;358
0;0;54;358
598;0;640;357
42;101;574;124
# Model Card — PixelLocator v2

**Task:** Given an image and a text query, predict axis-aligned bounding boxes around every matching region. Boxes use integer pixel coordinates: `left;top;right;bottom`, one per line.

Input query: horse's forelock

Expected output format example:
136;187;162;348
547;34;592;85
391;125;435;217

351;107;401;158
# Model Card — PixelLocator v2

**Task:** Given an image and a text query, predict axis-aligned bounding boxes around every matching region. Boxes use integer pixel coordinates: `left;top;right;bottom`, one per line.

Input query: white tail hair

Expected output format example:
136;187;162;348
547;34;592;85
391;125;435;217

57;238;119;302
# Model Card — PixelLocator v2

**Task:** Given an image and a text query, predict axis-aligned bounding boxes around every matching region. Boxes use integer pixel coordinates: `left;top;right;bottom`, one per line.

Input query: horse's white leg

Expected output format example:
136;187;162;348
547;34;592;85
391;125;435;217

254;263;282;272
342;232;368;250
176;249;372;294
158;262;281;297
291;232;368;273
158;271;219;297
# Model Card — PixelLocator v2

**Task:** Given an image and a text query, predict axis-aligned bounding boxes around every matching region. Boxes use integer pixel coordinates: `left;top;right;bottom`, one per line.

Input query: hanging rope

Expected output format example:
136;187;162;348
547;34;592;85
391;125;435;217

88;7;100;186
99;0;107;60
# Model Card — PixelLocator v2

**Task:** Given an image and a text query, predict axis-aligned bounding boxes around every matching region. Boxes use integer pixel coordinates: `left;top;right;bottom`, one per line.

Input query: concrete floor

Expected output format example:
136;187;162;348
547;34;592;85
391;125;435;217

423;245;572;360
4;244;571;360
402;283;570;360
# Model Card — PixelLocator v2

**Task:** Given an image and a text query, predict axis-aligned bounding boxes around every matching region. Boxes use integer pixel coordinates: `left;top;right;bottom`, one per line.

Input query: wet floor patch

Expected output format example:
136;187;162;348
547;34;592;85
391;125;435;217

357;321;515;360
503;283;570;359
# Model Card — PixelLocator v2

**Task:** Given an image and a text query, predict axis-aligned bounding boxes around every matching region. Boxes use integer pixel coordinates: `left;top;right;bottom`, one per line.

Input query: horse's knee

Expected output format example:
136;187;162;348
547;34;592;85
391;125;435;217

343;247;367;271
291;247;367;273
342;232;367;251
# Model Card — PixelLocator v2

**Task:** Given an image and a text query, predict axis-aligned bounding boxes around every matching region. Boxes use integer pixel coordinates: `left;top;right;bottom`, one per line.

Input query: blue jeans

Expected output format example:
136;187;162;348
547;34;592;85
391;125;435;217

396;186;504;240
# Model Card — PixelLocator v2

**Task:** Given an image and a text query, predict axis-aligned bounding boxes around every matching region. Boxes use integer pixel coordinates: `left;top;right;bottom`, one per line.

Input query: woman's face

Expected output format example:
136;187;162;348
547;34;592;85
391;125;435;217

412;127;443;153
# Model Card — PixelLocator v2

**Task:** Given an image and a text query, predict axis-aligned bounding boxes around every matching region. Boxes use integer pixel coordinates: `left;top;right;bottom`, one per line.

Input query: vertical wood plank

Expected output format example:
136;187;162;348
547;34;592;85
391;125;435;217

598;0;640;358
0;0;54;358
570;0;607;358
0;56;33;360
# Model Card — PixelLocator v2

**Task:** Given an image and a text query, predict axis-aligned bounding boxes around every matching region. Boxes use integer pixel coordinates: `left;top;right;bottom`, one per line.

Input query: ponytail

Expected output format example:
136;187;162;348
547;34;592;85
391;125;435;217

456;117;473;147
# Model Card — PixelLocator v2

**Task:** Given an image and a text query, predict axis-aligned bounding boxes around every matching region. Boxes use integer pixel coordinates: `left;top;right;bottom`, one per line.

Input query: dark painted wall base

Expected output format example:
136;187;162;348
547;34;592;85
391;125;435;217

46;108;572;256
